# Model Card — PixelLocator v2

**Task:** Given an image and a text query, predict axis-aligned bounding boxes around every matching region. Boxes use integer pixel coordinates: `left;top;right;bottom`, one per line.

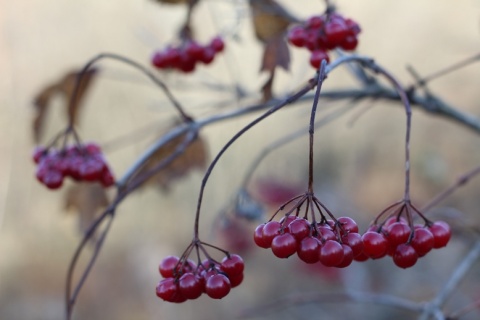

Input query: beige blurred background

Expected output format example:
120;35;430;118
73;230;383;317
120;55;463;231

2;0;480;319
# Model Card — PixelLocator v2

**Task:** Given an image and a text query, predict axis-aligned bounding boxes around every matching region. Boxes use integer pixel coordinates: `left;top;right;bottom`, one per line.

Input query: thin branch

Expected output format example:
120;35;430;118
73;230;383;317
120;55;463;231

419;240;480;320
238;290;423;319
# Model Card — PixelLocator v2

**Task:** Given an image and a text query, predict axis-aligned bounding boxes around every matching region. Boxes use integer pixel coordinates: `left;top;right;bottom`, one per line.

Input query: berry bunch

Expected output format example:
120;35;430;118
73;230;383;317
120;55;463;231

358;202;452;268
254;193;363;268
151;37;225;73
33;143;115;189
287;12;361;69
156;252;244;302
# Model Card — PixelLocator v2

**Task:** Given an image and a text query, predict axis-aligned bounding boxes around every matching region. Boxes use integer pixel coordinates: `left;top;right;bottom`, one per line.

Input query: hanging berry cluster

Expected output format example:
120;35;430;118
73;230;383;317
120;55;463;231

287;13;361;69
33;142;115;189
254;194;363;268
156;243;244;302
151;37;225;73
359;201;452;268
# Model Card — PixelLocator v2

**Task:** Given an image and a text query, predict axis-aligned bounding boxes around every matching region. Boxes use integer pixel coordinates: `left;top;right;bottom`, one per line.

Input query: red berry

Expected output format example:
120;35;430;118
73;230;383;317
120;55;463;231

341;232;363;258
316;224;336;242
336;244;354;268
210;37;225;53
262;221;282;247
429;221;451;248
309;50;329;69
306;16;324;29
40;170;64;189
386;222;411;248
156;278;186;303
297;236;321;264
100;167;115;187
319;240;344;267
228;272;243;288
185;41;204;60
271;233;297;258
33;146;47;163
254;224;270;249
393;244;418;269
337;216;359;233
205;274;231;299
411;228;434;257
199;47;215;64
220;254;244;277
178;272;203;300
159;256;180;278
362;231;389;259
340;36;358;51
288;218;310;241
287;27;306;47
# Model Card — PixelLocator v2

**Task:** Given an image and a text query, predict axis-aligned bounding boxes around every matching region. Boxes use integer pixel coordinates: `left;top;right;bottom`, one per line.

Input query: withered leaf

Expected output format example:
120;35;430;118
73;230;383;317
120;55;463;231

136;125;208;191
261;34;290;72
64;183;110;235
32;68;98;143
249;0;297;42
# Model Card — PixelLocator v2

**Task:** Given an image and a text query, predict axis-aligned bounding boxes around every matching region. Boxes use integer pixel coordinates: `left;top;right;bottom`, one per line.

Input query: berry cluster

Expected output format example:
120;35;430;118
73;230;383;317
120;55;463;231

151;37;225;73
156;253;244;302
33;143;115;189
359;216;452;268
287;12;361;69
255;214;363;268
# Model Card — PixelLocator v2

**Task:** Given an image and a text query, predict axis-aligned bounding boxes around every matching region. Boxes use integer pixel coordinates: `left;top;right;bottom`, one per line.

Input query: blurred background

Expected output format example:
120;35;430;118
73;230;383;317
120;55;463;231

2;0;480;319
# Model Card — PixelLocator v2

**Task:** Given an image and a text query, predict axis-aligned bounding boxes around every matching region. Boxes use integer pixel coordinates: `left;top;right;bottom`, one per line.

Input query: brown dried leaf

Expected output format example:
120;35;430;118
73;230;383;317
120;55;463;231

261;34;290;72
64;183;110;235
138;127;208;191
250;0;296;42
32;68;98;142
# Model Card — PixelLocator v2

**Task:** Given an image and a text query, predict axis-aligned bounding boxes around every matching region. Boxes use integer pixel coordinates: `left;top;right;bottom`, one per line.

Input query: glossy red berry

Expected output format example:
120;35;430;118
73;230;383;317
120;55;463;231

159;256;180;278
254;224;269;248
309;50;330;69
337;216;359;233
429;221;451;248
386;222;411;248
262;221;282;247
228;272;244;288
220;254;244;277
178;272;203;300
341;232;363;258
362;232;389;259
336;244;354;268
393;244;418;269
297;236;321;264
287;27;306;47
271;233;297;258
288;218;310;241
411;228;434;257
319;240;344;267
156;278;186;303
205;274;231;299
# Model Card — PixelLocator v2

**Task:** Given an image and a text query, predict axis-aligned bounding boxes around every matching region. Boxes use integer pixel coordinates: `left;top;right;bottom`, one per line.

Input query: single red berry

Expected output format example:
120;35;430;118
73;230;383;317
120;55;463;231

156;278;186;303
319;240;344;267
271;233;297;258
33;146;47;163
324;20;349;47
159;256;180;278
393;244;418;269
287;27;306;47
297;236;321;264
199;47;215;64
341;232;363;258
228;272;244;288
262;221;282;247
100;167;115;187
362;231;389;259
178;272;203;300
220;254;244;277
337;216;359;233
41;170;64;189
288;218;310;241
411;228;434;257
336;244;354;268
210;37;225;53
316;224;336;242
205;274;231;299
340;36;358;51
429;221;451;248
279;215;296;227
306;16;324;29
386;222;411;248
309;50;330;69
254;224;270;249
152;51;169;68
